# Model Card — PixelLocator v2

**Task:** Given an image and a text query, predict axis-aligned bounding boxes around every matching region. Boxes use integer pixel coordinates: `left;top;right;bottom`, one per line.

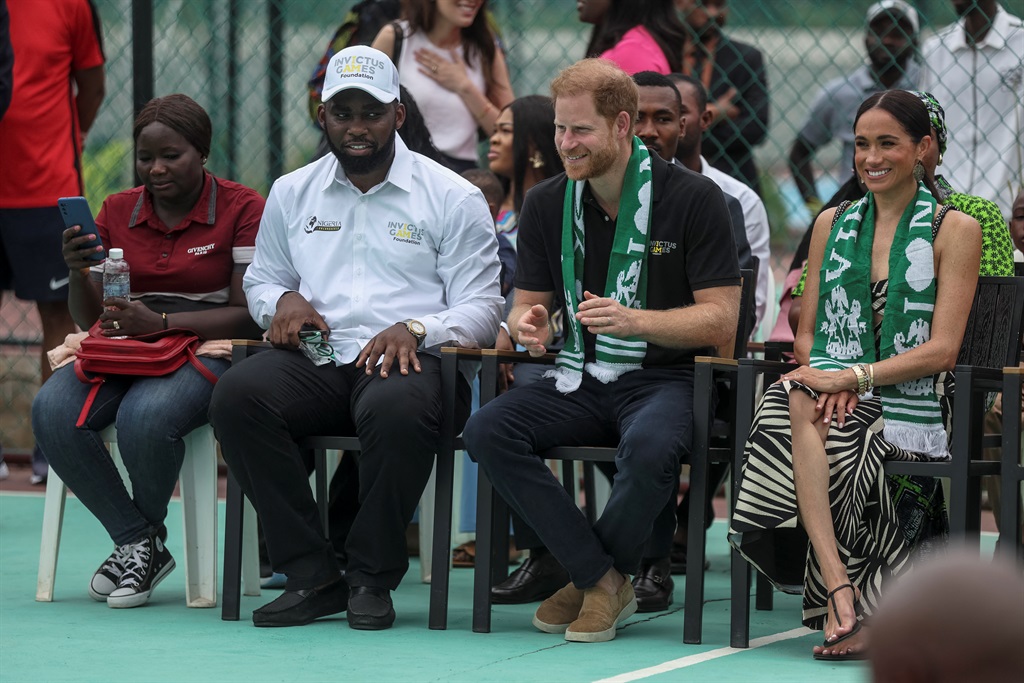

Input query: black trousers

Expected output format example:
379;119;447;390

209;349;470;591
463;367;695;588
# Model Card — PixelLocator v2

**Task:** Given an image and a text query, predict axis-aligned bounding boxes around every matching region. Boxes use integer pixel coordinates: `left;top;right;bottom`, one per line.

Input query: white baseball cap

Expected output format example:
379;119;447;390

866;0;919;35
322;45;400;104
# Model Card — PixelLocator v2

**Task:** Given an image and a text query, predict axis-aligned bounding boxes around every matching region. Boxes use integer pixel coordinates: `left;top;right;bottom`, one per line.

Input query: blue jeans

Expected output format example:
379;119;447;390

32;358;229;546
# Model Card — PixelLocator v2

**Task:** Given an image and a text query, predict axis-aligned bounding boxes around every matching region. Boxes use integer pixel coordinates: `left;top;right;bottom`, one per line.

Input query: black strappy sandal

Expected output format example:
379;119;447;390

813;583;867;661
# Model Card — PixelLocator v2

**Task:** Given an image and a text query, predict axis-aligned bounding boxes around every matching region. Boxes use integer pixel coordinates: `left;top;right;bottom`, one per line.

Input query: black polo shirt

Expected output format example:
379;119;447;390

515;152;740;367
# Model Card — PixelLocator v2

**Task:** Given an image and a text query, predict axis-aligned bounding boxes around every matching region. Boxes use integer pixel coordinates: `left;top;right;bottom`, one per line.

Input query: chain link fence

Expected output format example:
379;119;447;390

3;0;1022;453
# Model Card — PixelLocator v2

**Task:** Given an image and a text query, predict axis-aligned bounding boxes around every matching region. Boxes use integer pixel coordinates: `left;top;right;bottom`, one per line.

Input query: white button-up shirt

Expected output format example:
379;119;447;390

921;7;1024;218
244;137;503;378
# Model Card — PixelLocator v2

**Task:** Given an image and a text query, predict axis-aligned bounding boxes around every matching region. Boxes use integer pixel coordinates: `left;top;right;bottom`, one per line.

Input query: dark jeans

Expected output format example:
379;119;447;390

463;367;696;588
208;349;470;592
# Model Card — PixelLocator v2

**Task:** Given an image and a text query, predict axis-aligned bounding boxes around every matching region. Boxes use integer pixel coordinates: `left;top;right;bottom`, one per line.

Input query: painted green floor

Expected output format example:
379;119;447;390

0;491;884;683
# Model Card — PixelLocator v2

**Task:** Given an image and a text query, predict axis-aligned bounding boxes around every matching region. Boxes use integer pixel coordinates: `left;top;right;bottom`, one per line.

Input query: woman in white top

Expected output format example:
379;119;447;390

373;0;514;172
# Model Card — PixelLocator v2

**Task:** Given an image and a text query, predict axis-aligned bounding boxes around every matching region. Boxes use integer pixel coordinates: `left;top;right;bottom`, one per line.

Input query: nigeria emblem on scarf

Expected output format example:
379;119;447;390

821;285;867;359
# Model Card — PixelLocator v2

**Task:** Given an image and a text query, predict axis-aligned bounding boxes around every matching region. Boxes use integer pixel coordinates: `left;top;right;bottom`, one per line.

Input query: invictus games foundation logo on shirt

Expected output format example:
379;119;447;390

649;240;677;256
389;220;424;245
304;216;343;234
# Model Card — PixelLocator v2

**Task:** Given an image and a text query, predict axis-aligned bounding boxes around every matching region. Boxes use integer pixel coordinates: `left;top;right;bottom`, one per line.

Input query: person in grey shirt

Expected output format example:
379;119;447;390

789;0;920;211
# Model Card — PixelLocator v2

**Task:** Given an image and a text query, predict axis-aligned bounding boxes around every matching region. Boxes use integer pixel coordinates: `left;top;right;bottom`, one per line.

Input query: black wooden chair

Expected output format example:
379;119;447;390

220;342;475;630
726;275;1024;648
998;365;1023;560
470;268;756;634
682;350;773;644
1006;248;1024;555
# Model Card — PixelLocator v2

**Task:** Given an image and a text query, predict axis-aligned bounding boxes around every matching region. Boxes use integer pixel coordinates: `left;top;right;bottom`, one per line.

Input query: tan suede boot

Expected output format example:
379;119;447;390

532;581;585;634
564;579;638;643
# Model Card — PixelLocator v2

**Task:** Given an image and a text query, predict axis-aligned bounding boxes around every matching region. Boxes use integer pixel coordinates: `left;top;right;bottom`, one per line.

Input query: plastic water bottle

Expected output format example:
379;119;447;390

103;248;131;302
103;249;130;337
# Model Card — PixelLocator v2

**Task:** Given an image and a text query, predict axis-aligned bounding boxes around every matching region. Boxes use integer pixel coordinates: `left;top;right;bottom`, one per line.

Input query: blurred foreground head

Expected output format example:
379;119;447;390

870;551;1024;682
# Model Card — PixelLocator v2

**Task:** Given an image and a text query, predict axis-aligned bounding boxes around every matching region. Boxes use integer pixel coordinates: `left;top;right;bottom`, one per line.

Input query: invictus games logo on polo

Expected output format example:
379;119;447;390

304;216;343;234
335;54;388;80
389;220;424;245
649;240;677;256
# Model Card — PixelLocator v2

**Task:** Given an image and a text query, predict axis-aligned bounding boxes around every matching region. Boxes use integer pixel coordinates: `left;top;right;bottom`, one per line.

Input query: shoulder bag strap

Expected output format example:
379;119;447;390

186;348;220;385
73;359;105;428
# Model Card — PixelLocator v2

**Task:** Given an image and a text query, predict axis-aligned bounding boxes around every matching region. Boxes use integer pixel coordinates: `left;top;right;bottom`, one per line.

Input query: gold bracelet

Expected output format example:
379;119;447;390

851;364;869;395
867;363;874;391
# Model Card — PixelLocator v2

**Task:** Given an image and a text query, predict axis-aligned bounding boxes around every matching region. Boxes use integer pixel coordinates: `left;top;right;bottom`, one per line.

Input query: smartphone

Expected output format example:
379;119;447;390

298;322;326;342
298;323;333;366
58;196;104;261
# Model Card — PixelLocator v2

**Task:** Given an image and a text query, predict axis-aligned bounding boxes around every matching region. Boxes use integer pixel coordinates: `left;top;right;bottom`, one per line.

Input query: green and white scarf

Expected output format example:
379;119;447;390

548;137;653;394
810;183;948;458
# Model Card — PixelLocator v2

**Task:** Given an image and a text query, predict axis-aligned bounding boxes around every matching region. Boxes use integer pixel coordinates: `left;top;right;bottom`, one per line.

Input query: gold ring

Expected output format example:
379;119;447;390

112;320;120;330
431;64;438;73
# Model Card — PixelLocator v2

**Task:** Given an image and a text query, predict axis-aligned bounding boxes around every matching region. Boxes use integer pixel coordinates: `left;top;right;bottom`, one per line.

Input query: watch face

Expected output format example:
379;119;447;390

409;321;426;337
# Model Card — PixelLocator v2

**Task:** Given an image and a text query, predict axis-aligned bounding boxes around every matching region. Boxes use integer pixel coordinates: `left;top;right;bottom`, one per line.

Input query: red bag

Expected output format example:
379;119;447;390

73;322;219;427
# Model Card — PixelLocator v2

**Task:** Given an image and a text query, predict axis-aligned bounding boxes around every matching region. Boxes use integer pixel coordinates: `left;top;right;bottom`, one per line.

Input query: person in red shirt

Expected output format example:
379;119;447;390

32;94;265;609
0;0;105;483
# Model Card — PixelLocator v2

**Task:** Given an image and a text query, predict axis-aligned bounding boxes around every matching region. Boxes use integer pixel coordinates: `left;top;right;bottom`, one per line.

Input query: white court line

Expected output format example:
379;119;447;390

592;626;815;683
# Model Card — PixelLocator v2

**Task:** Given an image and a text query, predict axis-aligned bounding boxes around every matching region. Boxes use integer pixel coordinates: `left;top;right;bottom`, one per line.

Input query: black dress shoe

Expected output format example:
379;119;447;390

252;577;348;627
670;542;712;575
491;550;570;604
632;558;674;613
347;586;396;630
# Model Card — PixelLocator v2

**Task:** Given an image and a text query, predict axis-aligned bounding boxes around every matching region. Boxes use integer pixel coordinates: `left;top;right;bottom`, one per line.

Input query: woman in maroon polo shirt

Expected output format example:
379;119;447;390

32;94;265;609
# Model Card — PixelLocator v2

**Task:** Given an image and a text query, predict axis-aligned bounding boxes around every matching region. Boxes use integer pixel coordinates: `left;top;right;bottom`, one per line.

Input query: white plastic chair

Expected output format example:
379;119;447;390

36;423;259;607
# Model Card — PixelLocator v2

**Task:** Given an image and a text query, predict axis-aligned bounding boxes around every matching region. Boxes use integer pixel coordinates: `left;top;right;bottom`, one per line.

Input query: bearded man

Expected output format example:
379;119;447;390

463;58;740;643
209;45;502;631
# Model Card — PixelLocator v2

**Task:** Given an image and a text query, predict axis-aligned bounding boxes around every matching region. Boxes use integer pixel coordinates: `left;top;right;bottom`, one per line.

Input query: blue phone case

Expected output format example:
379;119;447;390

58;196;104;261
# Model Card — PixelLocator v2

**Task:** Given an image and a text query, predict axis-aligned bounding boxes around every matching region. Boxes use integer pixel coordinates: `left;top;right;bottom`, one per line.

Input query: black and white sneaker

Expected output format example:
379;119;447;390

88;545;130;601
106;534;175;608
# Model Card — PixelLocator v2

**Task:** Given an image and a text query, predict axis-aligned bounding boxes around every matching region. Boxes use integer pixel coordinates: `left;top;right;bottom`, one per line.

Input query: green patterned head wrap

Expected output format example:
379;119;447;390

910;90;947;161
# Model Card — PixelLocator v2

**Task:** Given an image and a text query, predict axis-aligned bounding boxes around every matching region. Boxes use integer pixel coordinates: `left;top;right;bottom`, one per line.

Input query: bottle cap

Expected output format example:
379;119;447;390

108;248;124;260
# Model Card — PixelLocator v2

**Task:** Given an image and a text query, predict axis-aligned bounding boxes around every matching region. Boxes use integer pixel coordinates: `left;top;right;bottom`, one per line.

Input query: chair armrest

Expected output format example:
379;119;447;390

480;348;558;365
440;347;484;359
764;341;794;353
231;339;272;348
737;357;799;374
231;339;273;365
952;364;1006;392
695;355;739;372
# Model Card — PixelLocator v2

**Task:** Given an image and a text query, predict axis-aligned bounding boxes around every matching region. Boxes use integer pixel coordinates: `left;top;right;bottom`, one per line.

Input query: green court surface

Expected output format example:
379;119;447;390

0;491;884;683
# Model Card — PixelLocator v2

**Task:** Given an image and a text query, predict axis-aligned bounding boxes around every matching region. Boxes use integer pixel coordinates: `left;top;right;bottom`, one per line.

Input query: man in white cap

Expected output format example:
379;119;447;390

209;45;502;630
789;0;920;212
